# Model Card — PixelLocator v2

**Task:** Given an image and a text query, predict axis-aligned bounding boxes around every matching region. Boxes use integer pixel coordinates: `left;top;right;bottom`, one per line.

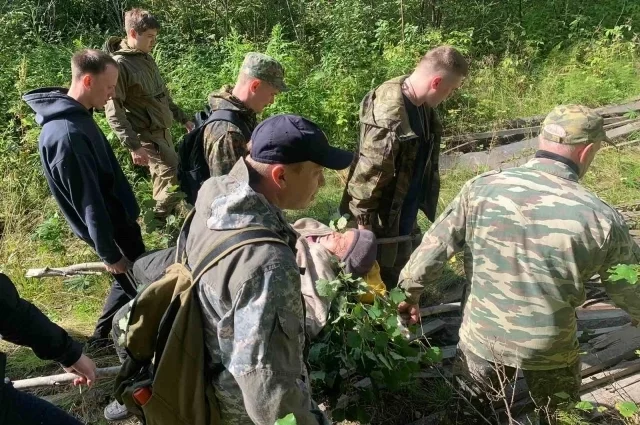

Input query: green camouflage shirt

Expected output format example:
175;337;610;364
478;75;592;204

103;37;189;150
400;157;640;370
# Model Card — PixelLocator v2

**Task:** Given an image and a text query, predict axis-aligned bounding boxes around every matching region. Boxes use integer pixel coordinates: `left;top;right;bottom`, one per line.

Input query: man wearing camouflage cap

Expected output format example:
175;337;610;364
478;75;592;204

203;52;287;177
398;105;640;416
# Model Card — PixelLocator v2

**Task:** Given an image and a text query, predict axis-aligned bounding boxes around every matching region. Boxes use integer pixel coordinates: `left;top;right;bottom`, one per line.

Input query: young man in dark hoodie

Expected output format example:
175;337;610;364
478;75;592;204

23;49;145;346
0;273;96;424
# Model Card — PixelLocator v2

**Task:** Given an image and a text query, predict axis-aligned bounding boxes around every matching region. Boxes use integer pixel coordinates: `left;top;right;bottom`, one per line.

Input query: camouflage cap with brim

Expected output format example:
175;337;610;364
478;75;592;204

240;52;288;92
541;104;613;146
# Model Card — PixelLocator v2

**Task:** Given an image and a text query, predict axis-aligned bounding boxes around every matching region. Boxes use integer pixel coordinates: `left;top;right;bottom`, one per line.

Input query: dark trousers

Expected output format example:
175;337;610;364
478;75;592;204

92;220;146;339
0;382;82;425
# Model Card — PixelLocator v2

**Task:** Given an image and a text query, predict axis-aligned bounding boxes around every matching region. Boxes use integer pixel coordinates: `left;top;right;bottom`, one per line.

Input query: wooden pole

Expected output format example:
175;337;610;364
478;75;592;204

11;366;121;390
25;262;107;278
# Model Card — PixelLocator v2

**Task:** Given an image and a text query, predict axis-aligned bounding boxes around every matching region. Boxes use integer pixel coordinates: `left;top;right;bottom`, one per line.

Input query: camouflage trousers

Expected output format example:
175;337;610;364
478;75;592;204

141;129;181;219
454;343;581;422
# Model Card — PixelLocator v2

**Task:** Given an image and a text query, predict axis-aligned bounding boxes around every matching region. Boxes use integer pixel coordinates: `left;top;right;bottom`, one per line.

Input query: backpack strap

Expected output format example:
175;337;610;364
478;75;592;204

174;208;197;264
201;109;252;141
191;227;286;283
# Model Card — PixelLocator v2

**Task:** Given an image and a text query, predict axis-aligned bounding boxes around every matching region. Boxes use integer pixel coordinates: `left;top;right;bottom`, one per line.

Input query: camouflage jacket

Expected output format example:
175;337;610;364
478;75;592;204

104;37;189;150
203;86;257;177
400;157;640;370
186;158;327;425
339;75;442;234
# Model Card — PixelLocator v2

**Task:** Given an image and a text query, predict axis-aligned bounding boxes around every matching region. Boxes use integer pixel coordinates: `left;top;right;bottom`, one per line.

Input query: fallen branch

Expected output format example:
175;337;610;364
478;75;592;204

11;366;121;390
25;262;106;278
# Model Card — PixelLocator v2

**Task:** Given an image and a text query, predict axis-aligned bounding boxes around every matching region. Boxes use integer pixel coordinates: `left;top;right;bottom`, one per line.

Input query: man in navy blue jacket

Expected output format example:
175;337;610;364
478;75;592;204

23;49;145;344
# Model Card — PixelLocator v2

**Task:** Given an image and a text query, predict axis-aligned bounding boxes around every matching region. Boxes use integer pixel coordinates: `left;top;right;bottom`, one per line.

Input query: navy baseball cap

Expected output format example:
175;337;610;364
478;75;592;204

250;114;354;170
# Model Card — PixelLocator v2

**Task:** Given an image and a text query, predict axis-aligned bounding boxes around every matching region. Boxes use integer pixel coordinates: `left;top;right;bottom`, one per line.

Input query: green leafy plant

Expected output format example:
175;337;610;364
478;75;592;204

310;268;441;421
615;401;639;418
31;213;67;253
608;264;640;285
274;413;297;425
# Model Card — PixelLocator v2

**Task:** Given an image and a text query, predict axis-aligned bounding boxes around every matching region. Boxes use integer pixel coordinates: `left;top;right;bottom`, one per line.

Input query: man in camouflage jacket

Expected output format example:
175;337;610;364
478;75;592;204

104;9;193;220
204;52;286;177
340;46;468;287
399;105;640;412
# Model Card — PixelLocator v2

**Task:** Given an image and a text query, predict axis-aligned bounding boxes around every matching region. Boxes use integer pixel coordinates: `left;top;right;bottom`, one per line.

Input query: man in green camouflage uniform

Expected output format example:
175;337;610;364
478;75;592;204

106;115;353;424
340;46;468;287
104;9;193;220
398;105;640;415
204;52;287;177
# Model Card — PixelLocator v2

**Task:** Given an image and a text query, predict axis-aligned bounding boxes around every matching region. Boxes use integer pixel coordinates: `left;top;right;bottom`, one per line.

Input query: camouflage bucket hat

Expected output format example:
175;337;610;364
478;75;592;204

240;52;288;92
541;104;613;146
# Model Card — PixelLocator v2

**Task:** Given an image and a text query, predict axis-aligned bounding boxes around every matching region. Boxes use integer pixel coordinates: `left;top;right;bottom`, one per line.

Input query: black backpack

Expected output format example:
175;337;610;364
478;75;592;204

178;109;252;205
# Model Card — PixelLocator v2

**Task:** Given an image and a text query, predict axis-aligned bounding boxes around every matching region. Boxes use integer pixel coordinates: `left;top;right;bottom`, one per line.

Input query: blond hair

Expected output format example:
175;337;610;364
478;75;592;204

124;8;160;34
418;45;469;77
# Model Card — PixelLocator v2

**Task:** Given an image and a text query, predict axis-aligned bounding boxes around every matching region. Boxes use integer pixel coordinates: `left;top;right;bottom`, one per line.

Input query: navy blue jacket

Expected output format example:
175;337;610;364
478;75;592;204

0;273;82;380
24;88;140;264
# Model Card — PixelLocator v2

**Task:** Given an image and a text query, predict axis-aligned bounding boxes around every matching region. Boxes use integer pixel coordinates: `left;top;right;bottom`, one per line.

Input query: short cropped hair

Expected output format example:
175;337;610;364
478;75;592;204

418;46;469;77
124;8;161;34
71;49;117;80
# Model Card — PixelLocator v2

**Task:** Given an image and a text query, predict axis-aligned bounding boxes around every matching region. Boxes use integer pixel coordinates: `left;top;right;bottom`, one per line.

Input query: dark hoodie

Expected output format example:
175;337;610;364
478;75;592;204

23;88;140;264
0;273;82;391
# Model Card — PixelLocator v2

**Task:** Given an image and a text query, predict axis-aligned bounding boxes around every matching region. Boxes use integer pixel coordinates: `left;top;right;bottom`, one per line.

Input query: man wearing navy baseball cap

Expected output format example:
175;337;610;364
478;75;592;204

185;114;351;424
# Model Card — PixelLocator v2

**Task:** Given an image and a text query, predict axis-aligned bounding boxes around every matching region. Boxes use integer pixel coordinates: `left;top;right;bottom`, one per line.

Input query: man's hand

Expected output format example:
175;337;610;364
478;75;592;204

104;256;132;275
398;301;420;325
63;354;97;387
185;121;195;132
358;224;372;231
131;147;150;166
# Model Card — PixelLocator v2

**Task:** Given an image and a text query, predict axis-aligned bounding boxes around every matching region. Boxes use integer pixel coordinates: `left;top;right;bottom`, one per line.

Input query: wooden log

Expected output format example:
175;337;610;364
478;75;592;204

11;366;121;390
581;371;640;407
580;327;640;377
420;303;461;317
411;319;446;341
25;262;107;278
580;358;640;392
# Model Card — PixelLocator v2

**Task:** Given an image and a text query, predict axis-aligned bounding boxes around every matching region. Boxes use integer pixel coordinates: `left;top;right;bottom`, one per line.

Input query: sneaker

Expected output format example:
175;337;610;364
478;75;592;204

104;399;133;421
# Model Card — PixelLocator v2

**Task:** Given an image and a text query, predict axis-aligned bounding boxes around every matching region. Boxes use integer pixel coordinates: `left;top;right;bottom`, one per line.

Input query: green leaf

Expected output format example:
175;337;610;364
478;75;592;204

554;391;570;400
608;264;639;285
347;331;362;348
422;347;443;364
316;278;340;298
274;413;297;425
574;401;594;412
377;353;392;369
597;406;608;413
367;300;382;319
310;371;326;382
615;401;639;418
389;288;406;304
389;351;405;361
337;216;348;231
385;315;399;330
374;332;389;349
364;350;378;363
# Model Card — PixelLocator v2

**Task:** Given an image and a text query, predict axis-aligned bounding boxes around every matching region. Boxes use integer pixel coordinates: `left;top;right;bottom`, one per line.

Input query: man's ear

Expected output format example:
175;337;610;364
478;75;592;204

271;164;286;189
249;79;261;94
82;74;93;90
430;75;442;90
128;28;138;40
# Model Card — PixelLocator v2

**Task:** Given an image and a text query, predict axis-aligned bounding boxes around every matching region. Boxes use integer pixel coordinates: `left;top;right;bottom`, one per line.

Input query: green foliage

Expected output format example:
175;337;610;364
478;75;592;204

309;269;440;421
274;413;297;425
615;401;639;418
31;213;67;253
608;264;640;285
